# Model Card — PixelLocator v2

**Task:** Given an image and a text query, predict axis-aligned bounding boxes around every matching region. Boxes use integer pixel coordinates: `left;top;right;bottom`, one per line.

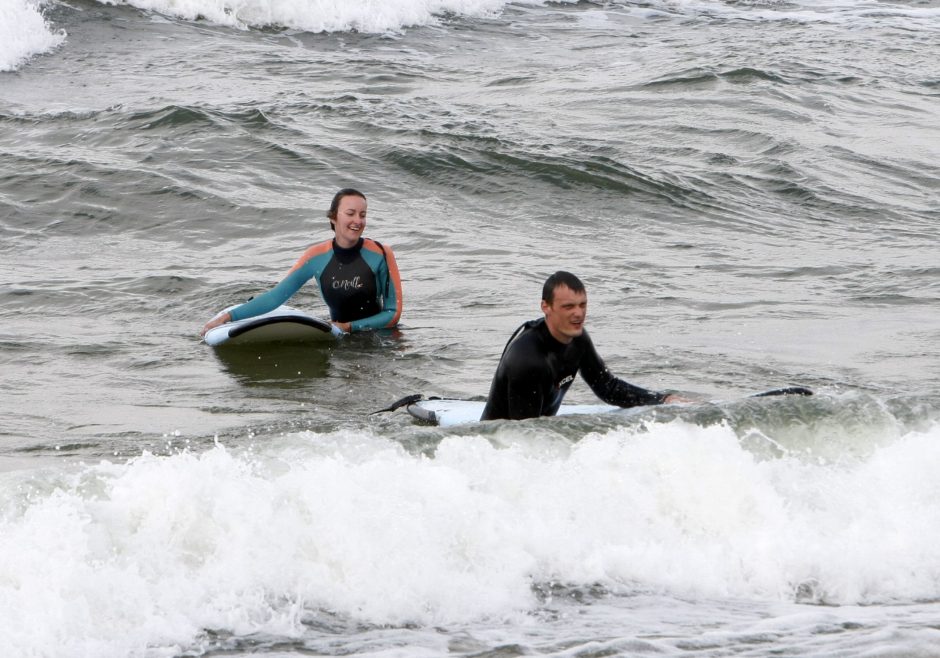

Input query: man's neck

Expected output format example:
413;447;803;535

543;320;574;345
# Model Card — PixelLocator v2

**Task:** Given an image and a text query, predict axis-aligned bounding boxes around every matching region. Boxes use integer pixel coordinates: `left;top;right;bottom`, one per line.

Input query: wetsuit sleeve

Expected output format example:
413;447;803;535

579;333;668;408
349;242;403;332
228;259;317;322
505;360;552;420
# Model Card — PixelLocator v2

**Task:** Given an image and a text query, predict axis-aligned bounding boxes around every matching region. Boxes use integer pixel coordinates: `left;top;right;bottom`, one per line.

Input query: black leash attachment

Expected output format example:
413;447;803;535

371;393;424;415
751;386;813;397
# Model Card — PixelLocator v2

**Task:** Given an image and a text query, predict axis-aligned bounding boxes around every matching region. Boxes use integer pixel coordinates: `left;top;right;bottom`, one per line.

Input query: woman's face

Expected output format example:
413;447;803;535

333;194;367;248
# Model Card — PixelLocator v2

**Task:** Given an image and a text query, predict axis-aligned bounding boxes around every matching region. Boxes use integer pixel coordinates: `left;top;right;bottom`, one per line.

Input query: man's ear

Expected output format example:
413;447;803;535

540;299;550;314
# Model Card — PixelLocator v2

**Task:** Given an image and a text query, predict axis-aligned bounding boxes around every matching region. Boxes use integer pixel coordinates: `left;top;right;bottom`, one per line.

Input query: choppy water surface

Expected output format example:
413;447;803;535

1;0;939;655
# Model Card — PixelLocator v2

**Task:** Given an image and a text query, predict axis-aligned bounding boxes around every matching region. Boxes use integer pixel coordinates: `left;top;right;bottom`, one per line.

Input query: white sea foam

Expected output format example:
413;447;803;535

0;0;64;71
99;0;575;32
94;0;940;33
2;420;940;656
3;0;933;70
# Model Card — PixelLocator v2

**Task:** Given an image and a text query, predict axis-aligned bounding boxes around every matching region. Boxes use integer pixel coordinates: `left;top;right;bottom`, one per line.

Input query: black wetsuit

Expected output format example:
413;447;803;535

480;318;668;421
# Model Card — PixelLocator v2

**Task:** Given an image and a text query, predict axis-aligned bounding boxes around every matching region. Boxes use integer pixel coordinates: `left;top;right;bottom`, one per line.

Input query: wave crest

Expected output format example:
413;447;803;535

0;0;65;72
106;0;529;33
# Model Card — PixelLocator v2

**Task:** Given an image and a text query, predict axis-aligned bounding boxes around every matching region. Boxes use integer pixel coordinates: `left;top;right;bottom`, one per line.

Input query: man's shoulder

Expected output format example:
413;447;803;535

506;319;544;348
501;320;551;369
573;328;595;345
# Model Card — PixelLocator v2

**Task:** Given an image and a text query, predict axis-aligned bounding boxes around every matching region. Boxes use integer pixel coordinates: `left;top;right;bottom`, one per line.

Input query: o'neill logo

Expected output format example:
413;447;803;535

332;276;364;291
558;375;574;387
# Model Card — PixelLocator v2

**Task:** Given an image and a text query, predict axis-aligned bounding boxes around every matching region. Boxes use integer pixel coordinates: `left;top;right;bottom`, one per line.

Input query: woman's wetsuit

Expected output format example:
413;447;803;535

228;237;402;332
480;318;667;421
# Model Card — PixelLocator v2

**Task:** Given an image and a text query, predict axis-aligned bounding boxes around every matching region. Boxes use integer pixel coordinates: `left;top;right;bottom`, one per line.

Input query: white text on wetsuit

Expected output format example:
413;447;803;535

332;276;364;291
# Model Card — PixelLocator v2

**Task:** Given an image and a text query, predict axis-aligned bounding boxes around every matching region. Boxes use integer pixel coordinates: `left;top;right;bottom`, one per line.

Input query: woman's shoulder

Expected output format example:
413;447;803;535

288;239;334;272
361;237;395;257
298;239;334;258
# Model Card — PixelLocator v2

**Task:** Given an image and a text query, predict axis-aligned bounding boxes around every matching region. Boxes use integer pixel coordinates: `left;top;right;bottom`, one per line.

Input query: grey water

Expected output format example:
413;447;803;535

1;0;940;656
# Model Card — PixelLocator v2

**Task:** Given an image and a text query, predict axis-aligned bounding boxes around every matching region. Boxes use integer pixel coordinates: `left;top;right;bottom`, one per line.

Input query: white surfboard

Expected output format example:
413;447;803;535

204;305;338;347
406;398;638;427
389;387;813;427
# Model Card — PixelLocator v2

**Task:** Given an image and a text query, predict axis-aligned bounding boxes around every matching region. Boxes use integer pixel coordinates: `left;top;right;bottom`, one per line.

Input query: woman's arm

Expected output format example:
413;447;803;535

349;241;403;332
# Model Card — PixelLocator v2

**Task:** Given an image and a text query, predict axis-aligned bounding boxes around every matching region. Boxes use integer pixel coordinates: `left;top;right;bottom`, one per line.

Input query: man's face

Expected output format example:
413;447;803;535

541;284;587;344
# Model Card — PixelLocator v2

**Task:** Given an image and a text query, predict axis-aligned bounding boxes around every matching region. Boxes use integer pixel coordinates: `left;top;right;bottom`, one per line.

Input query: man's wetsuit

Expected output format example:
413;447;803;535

228;237;402;332
480;318;668;421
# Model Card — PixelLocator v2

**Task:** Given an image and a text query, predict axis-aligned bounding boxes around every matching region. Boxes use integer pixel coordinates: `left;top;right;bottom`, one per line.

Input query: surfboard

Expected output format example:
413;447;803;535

204;305;338;347
377;387;813;427
407;399;629;427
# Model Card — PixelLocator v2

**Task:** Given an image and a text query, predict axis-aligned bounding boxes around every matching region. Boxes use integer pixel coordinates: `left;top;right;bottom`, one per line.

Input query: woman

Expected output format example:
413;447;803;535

201;189;402;336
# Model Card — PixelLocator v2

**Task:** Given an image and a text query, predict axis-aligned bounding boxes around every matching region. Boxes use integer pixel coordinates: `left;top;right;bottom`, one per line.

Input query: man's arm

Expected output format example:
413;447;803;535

504;362;550;420
578;333;668;408
482;331;554;421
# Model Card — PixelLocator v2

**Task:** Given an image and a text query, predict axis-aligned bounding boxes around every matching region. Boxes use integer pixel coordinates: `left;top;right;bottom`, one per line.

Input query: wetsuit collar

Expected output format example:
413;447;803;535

332;237;364;254
534;317;569;351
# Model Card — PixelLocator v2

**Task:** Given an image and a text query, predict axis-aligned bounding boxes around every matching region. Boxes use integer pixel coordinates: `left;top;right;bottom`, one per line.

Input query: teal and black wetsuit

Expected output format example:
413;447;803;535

480;318;667;420
228;237;402;332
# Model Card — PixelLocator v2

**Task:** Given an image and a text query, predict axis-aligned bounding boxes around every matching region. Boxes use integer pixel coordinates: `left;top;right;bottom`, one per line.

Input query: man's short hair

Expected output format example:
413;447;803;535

542;271;586;304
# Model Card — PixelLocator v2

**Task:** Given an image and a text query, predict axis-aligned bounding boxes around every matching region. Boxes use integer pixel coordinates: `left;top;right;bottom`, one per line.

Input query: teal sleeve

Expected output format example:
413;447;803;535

228;265;316;322
349;253;400;332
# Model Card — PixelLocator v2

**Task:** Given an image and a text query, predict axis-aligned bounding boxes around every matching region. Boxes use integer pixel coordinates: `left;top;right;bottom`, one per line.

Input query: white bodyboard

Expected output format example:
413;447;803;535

204;305;337;347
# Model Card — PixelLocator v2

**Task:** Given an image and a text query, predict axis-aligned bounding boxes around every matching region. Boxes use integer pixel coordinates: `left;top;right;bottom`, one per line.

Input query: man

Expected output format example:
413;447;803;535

480;271;683;421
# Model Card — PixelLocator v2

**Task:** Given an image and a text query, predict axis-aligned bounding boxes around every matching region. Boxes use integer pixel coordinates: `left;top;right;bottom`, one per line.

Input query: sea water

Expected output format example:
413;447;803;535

2;0;939;655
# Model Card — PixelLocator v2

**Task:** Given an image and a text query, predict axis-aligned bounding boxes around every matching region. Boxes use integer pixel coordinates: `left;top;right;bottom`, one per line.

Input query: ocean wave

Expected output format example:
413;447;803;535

3;416;940;655
0;101;324;240
4;0;938;68
635;0;940;26
97;0;569;32
84;0;940;33
0;0;65;71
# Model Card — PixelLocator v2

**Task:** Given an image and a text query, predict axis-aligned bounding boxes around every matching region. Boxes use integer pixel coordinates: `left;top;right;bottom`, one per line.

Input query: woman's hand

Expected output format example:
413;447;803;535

331;321;351;335
201;312;231;337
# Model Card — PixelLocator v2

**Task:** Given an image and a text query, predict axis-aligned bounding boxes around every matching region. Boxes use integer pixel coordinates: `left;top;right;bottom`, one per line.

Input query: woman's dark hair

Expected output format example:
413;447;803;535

327;188;367;229
542;271;585;304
